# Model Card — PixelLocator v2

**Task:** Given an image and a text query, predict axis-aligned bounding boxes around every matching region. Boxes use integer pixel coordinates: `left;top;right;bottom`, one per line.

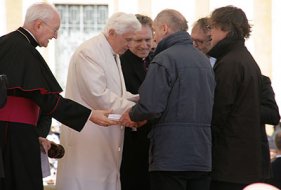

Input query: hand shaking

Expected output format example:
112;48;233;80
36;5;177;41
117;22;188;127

120;108;147;128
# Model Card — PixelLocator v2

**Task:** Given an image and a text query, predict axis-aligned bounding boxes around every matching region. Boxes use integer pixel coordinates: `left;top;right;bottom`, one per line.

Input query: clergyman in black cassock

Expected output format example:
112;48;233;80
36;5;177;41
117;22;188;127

0;3;115;190
120;49;153;190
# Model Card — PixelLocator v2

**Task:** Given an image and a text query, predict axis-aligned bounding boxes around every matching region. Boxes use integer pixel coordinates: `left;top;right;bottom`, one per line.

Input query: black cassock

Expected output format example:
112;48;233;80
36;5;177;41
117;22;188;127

0;27;91;190
120;50;153;190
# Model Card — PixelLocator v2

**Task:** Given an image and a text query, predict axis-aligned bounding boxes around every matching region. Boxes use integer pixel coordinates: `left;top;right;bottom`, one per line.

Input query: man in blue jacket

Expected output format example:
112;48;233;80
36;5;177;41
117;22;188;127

121;9;215;190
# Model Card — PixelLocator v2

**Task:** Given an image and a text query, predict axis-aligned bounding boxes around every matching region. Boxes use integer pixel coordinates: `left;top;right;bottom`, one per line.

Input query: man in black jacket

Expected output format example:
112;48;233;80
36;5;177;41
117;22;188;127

207;6;278;189
120;14;153;190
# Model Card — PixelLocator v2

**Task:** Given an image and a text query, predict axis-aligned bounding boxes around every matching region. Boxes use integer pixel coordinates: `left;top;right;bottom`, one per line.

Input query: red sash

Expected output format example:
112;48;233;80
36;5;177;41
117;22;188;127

0;96;40;126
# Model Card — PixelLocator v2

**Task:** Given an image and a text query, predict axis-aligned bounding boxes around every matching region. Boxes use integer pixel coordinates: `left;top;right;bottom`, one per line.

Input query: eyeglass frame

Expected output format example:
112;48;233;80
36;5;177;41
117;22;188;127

192;35;212;46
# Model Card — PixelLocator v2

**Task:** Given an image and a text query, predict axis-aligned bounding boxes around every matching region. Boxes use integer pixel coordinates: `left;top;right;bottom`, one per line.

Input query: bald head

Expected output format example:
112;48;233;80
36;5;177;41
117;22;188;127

153;9;188;43
154;9;188;33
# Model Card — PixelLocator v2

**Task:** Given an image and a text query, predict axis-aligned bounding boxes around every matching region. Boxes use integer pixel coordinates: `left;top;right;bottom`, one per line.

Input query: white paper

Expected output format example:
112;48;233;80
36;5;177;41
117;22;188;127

41;152;51;177
108;114;121;121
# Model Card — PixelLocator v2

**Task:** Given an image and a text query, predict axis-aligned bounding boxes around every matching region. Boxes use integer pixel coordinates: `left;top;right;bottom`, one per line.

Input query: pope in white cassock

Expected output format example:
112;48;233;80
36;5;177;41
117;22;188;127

56;12;141;190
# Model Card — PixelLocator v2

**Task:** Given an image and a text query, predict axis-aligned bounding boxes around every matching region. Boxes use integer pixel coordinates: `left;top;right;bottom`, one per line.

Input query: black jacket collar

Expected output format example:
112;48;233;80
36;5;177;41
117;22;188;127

154;31;192;56
207;37;245;59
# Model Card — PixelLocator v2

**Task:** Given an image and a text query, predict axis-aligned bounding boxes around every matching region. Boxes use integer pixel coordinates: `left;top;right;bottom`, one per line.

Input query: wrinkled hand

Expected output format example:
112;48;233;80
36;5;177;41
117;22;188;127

39;137;51;154
120;111;137;127
90;109;119;127
120;109;147;128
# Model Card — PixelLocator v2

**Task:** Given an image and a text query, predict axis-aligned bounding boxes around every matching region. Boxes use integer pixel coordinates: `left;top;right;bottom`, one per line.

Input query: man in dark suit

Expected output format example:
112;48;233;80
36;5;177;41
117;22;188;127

270;130;281;189
120;14;153;190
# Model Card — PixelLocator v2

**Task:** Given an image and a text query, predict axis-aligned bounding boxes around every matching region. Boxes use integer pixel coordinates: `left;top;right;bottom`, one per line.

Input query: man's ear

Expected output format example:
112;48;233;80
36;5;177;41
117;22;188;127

108;29;116;37
162;24;169;35
32;19;44;33
26;19;43;36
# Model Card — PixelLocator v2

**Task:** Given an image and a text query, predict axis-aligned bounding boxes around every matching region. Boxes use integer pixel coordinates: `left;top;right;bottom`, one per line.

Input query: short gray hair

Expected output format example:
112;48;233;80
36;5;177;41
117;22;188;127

24;2;60;24
103;12;141;36
154;9;188;33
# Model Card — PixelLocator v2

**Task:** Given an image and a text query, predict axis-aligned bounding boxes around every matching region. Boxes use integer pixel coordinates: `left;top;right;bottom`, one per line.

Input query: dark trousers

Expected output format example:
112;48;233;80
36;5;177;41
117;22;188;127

121;127;151;190
210;180;248;190
150;171;210;190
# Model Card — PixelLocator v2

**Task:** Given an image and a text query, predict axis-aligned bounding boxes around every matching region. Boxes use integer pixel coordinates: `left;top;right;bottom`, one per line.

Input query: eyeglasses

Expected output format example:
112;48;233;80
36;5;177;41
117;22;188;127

42;21;59;35
192;36;211;46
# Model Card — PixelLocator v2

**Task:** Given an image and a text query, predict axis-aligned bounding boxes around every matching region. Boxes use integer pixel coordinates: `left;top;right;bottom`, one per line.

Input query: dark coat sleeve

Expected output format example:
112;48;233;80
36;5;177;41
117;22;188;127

260;75;280;125
36;114;52;137
27;90;91;132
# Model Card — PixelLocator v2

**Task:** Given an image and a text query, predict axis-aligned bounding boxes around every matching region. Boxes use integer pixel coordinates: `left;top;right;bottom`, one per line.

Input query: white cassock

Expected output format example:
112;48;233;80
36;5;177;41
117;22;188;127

56;33;136;190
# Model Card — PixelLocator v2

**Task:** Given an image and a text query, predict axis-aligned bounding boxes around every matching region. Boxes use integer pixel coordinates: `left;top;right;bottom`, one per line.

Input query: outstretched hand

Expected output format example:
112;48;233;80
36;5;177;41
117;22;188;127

90;109;119;127
120;109;147;128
